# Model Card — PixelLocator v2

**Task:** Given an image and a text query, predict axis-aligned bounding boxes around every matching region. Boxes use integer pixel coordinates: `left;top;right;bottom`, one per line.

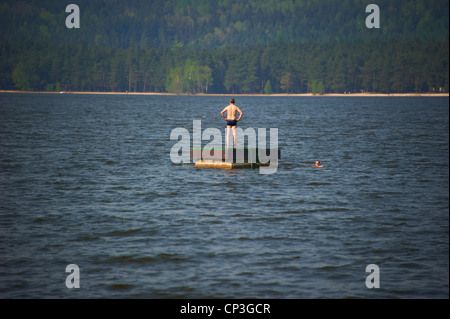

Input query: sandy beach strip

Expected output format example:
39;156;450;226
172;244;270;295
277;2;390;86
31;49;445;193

1;90;448;97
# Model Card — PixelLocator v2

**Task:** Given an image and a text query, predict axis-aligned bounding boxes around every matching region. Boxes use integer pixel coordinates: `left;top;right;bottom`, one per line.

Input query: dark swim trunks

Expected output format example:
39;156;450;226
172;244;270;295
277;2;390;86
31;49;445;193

226;119;237;126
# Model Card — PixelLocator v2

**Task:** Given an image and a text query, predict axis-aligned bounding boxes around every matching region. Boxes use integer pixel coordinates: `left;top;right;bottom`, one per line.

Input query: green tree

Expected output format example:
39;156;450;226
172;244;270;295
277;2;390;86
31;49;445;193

280;72;293;93
309;80;317;94
317;81;325;95
224;56;242;94
198;65;213;93
264;80;272;94
12;61;30;90
166;67;184;93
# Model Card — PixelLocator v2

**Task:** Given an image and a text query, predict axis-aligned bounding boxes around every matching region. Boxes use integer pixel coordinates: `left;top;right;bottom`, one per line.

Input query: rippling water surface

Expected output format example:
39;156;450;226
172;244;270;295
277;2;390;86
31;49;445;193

0;93;448;298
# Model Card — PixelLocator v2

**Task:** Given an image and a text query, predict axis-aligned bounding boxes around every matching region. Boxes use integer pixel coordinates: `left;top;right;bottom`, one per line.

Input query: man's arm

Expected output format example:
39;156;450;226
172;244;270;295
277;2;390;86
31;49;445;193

236;106;243;121
221;107;228;120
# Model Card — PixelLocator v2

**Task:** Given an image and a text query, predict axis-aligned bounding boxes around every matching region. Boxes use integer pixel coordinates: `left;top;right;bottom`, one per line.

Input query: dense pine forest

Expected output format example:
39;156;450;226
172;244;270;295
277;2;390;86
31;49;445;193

0;0;448;94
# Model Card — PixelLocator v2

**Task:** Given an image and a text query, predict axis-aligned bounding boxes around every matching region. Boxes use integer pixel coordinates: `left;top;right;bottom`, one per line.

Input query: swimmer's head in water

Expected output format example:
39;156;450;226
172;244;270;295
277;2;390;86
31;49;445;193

314;161;324;167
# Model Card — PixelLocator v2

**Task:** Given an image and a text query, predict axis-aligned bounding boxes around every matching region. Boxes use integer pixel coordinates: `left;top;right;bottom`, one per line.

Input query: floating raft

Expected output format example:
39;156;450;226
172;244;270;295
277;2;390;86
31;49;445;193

191;148;280;169
190;148;281;161
194;160;270;169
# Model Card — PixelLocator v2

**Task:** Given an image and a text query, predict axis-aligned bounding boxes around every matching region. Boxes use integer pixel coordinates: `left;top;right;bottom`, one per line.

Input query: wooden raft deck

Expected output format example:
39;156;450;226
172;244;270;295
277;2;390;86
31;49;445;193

191;148;280;169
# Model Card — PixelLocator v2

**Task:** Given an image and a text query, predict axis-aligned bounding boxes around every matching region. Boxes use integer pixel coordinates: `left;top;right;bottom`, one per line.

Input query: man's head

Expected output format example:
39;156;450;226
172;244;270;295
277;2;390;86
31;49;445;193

230;98;235;104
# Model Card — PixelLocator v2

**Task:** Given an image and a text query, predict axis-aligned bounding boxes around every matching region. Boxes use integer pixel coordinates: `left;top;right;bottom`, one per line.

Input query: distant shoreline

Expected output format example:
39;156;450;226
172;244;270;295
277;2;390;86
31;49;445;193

1;90;448;97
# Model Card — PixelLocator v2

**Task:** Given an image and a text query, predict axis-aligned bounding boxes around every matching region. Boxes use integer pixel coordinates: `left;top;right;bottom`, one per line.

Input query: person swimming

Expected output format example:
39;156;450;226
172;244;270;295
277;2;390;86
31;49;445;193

309;160;324;167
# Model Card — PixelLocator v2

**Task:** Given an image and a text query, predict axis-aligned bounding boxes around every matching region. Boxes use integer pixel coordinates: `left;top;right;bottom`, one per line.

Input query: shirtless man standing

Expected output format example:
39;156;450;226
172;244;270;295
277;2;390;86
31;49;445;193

221;99;243;149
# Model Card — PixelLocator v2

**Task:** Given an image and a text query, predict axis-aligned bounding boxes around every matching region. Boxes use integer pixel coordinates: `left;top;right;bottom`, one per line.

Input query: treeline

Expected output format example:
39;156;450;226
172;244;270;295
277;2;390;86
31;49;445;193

1;0;448;49
1;39;448;94
1;0;448;93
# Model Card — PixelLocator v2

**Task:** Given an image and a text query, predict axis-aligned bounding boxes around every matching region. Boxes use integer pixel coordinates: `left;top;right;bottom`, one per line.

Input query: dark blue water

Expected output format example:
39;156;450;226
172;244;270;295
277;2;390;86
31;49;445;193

0;93;448;298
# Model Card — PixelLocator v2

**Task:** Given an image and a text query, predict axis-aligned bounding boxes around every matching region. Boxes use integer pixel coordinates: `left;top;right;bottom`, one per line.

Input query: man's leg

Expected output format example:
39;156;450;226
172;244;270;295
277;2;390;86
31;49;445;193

226;126;231;149
232;126;237;148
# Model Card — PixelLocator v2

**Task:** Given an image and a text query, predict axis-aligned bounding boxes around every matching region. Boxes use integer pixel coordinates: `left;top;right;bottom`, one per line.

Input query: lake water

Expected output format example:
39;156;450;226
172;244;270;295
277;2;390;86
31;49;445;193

0;93;448;298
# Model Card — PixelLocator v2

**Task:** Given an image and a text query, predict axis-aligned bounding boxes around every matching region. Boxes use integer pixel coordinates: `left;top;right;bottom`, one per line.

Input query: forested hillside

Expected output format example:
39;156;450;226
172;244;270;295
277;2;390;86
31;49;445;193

0;0;448;93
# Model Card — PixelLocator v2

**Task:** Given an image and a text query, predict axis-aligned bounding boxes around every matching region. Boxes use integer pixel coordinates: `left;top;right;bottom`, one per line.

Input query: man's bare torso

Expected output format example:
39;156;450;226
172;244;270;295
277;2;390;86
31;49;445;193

221;100;243;148
224;104;238;119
